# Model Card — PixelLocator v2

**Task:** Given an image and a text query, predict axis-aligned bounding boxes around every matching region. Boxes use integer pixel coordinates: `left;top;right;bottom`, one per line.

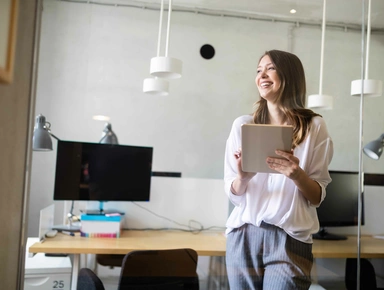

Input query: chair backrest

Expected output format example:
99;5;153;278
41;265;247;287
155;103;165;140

96;254;125;267
77;268;106;290
118;248;199;290
345;258;377;290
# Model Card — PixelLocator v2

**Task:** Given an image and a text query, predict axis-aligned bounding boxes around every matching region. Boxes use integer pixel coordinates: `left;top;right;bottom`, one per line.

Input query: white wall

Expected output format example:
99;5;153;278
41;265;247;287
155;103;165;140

71;176;229;230
29;0;384;281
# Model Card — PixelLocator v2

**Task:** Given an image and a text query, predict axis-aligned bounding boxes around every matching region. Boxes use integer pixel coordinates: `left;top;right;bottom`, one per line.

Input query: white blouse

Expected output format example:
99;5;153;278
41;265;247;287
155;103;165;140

224;115;334;243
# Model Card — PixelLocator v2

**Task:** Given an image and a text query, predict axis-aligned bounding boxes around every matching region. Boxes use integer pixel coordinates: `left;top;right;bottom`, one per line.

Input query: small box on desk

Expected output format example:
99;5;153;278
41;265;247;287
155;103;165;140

80;214;122;238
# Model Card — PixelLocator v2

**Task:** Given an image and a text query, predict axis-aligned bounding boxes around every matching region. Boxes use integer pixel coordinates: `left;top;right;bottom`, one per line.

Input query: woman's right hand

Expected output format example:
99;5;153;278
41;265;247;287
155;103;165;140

234;147;256;180
230;148;256;196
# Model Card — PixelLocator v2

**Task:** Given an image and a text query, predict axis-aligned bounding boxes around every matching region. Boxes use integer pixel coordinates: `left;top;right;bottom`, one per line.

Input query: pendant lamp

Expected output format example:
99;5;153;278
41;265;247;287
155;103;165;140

150;0;182;79
143;0;181;95
351;0;383;97
307;0;333;110
143;77;169;96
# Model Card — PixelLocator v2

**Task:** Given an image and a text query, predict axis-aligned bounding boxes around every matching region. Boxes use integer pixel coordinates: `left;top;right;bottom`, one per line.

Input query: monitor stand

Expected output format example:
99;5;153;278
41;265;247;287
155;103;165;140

82;201;125;216
313;227;347;240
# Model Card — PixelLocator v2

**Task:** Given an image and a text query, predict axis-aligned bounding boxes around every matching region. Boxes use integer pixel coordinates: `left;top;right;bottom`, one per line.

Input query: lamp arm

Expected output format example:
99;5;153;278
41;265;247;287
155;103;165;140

49;132;61;141
99;135;107;144
379;133;384;145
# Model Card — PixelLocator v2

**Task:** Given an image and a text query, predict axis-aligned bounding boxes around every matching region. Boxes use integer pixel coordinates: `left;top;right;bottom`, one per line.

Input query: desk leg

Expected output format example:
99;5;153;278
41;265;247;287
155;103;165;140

71;254;80;290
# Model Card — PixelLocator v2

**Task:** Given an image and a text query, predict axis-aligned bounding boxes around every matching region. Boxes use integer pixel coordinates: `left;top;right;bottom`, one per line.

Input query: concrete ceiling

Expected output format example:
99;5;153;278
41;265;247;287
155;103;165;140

123;0;384;30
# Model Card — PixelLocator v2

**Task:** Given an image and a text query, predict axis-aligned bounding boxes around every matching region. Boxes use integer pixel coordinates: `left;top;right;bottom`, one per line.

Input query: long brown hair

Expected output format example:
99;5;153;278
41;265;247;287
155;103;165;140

253;50;321;148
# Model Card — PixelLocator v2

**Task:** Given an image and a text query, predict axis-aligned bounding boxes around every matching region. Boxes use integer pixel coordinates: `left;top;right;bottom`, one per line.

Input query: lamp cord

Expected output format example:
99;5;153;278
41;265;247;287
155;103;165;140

365;0;371;80
318;0;326;95
156;0;164;57
165;0;172;56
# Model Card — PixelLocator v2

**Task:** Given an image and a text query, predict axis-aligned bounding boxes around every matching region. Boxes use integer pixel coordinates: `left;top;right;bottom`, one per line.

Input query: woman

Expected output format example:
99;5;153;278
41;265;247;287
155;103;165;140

224;50;333;290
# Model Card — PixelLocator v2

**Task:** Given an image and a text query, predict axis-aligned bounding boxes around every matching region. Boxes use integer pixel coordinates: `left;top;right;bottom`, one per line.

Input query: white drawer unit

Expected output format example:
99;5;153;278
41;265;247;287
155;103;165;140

24;273;71;290
25;238;72;290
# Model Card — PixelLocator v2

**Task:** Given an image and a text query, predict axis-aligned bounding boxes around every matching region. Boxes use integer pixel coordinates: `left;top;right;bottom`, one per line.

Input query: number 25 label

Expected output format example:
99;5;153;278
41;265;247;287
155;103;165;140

53;280;64;289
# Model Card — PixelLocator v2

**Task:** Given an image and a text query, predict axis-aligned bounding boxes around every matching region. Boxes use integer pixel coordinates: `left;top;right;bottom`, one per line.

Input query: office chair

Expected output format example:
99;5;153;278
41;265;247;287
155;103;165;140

345;258;384;290
77;268;106;290
96;254;125;268
117;248;199;290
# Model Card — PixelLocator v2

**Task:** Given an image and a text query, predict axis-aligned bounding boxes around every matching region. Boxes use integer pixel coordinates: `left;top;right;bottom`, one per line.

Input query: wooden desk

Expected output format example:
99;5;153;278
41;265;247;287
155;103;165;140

29;230;226;255
29;231;384;290
312;236;384;259
29;230;226;290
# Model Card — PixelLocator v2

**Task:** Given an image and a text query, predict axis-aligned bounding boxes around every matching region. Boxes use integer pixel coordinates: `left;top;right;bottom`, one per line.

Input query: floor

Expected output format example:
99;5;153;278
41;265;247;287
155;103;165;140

95;254;384;290
96;264;346;290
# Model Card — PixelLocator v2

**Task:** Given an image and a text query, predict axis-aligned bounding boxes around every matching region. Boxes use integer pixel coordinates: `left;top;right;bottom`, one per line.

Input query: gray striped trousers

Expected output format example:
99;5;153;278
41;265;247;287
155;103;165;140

226;222;313;290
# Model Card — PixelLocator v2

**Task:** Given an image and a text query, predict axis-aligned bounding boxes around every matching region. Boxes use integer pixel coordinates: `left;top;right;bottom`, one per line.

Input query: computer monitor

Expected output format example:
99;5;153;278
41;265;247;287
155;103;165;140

313;170;364;240
53;140;153;215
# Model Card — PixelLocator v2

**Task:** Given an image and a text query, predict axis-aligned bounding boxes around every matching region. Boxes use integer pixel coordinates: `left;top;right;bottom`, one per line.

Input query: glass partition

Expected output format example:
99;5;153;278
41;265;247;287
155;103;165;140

26;0;384;289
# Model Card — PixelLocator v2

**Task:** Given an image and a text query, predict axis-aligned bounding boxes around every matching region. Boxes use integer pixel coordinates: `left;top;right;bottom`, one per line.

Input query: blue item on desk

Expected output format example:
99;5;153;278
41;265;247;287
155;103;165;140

81;214;122;222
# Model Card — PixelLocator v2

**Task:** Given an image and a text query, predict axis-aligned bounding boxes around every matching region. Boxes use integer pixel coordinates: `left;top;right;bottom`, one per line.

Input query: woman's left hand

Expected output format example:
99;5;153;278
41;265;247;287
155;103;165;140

266;150;302;180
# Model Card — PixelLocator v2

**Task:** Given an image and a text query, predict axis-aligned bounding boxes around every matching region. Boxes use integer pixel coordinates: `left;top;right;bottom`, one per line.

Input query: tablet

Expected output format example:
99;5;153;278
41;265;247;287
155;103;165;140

241;124;293;173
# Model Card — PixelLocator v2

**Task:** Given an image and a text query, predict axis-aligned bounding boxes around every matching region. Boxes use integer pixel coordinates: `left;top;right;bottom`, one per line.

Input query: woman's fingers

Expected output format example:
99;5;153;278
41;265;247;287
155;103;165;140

234;147;242;159
274;150;299;164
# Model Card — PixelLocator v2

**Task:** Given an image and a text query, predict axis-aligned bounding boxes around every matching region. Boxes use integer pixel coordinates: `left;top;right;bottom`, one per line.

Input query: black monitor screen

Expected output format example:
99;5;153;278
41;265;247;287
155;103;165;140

314;170;364;240
53;141;153;202
318;171;364;227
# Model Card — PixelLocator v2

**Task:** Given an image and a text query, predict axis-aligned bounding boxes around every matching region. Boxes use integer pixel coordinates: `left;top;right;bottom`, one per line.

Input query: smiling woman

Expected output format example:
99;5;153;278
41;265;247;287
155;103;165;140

0;0;18;84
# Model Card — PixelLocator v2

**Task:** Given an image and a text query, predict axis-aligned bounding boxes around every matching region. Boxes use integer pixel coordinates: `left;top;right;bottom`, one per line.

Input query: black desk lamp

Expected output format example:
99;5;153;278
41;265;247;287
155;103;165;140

32;114;80;232
363;133;384;160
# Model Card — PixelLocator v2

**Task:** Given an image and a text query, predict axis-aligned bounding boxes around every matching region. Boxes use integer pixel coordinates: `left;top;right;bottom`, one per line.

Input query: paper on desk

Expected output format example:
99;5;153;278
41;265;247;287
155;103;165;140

373;235;384;239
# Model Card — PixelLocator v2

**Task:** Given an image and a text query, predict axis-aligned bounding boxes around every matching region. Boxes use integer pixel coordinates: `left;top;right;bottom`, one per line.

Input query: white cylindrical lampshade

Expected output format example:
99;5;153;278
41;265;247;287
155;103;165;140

143;77;169;96
307;94;333;110
150;56;182;79
351;79;383;97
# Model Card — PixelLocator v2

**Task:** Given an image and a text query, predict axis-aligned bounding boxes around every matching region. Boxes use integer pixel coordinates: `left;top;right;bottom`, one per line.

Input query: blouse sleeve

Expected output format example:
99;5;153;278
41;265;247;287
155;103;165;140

305;117;334;207
224;116;248;206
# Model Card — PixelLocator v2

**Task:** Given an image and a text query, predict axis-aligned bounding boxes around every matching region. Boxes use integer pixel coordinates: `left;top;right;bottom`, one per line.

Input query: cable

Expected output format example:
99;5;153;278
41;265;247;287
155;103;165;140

124;202;226;234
